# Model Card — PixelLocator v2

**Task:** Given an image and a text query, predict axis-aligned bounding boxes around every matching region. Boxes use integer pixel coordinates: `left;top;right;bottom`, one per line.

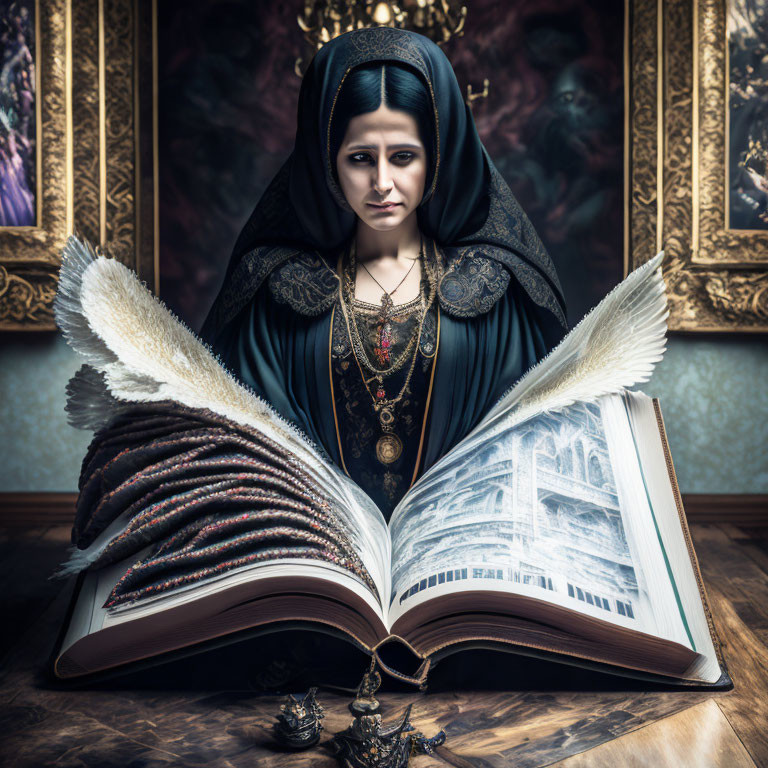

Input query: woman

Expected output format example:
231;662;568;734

201;27;567;520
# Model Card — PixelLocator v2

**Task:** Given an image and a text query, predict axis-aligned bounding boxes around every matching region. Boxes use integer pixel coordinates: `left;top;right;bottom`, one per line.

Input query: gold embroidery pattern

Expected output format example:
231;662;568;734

343;28;429;77
437;247;511;317
268;251;339;316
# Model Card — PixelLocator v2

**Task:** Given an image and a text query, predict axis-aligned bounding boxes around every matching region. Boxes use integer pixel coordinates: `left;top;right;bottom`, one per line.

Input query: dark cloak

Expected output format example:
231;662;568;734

201;27;569;485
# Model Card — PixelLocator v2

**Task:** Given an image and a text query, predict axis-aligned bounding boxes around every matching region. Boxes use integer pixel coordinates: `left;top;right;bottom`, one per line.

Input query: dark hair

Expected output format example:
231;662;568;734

329;62;435;194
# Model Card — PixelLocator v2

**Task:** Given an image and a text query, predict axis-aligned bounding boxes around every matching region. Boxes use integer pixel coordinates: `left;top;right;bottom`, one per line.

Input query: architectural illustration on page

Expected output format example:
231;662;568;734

391;403;640;622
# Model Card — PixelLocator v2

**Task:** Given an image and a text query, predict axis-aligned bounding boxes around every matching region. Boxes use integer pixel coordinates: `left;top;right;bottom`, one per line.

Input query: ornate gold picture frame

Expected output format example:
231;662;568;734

0;0;153;331
0;0;67;331
629;0;768;332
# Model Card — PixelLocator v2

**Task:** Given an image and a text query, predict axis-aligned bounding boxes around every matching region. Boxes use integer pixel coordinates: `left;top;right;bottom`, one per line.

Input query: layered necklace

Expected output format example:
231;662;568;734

338;237;437;466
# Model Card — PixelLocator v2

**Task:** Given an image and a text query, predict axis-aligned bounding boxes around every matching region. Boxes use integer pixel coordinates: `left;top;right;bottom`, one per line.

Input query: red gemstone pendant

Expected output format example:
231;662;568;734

374;319;393;365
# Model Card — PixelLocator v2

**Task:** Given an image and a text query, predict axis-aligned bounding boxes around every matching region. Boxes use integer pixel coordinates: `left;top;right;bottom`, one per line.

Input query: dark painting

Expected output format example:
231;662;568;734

728;0;768;231
0;0;36;227
158;0;624;331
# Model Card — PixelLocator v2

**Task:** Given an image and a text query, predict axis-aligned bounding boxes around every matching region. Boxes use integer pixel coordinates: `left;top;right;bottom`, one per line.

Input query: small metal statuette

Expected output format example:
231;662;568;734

331;658;446;768
273;687;325;749
350;656;382;717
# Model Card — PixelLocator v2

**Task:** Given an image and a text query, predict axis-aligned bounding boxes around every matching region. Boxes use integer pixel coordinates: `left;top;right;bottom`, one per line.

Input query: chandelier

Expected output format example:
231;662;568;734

295;0;467;75
294;1;487;108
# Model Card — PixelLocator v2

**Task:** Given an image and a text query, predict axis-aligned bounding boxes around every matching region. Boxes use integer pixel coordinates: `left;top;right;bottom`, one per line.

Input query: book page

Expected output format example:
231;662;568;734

58;549;391;662
99;557;388;629
58;456;393;640
320;469;393;608
386;396;688;647
622;391;721;683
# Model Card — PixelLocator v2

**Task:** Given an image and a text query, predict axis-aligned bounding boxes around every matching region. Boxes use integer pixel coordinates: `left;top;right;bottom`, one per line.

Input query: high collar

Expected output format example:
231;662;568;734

262;237;518;320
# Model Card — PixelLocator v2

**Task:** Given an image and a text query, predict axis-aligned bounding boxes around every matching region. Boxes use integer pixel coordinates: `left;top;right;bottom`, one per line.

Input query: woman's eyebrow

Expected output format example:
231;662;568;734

346;142;422;151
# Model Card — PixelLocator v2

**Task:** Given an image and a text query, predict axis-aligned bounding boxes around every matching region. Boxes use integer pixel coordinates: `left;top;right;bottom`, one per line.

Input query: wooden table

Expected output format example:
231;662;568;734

1;523;766;767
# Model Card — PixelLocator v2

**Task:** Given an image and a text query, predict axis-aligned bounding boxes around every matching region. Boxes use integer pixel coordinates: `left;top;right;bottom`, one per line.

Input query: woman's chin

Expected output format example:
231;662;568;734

359;212;410;232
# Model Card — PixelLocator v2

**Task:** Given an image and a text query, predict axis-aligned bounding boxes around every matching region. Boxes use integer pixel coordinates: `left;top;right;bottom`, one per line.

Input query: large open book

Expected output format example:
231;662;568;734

52;237;728;688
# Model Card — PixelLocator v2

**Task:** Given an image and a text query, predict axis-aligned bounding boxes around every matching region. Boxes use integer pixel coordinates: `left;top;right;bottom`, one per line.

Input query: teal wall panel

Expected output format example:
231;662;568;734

0;333;91;492
645;336;768;494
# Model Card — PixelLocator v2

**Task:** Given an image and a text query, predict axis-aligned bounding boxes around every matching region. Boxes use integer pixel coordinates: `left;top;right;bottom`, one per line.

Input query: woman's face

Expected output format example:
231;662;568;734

335;103;427;231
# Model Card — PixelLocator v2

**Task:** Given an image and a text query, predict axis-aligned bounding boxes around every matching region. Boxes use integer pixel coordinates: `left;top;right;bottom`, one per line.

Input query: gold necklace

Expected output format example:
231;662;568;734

360;254;416;300
343;239;424;377
338;238;438;465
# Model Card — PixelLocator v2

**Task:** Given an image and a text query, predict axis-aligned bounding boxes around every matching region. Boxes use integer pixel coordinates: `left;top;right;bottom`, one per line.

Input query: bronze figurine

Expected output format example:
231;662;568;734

273;687;325;749
332;659;446;767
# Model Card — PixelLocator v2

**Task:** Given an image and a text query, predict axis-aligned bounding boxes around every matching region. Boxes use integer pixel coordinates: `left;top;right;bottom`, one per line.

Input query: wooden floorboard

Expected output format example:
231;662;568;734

1;523;767;767
547;699;757;767
690;525;768;766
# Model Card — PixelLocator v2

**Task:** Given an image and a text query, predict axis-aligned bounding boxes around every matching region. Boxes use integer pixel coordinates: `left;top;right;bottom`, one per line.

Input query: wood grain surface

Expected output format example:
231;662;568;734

1;523;767;767
547;699;756;767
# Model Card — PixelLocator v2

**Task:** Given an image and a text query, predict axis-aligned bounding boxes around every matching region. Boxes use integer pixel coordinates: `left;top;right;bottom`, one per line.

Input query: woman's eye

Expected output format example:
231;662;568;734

347;151;415;165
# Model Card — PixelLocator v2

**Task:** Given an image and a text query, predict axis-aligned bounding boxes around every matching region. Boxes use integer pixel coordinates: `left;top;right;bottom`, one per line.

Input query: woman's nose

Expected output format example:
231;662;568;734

373;158;393;195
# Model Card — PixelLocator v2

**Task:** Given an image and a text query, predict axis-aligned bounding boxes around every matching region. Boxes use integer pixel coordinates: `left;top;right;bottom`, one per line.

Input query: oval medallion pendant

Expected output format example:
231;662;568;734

376;433;403;465
378;407;395;427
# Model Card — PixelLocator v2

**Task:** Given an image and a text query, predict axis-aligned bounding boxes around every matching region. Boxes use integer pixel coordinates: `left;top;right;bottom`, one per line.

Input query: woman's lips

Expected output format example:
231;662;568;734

367;202;401;211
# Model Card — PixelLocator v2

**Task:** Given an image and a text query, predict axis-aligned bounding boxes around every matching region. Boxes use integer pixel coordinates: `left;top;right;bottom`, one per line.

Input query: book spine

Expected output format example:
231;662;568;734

373;634;430;689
